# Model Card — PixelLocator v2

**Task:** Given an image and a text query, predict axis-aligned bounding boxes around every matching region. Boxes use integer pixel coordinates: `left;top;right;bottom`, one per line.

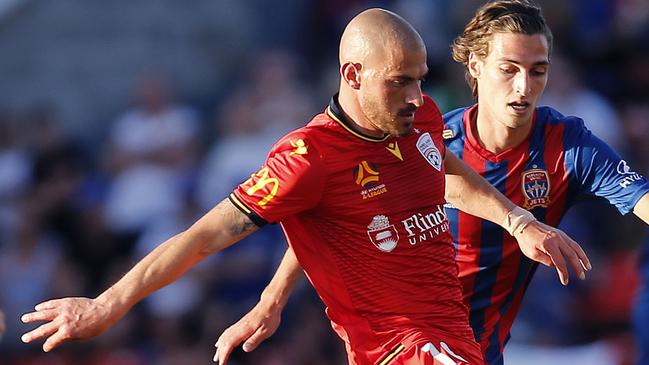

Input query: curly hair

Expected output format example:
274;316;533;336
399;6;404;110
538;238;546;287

452;0;553;97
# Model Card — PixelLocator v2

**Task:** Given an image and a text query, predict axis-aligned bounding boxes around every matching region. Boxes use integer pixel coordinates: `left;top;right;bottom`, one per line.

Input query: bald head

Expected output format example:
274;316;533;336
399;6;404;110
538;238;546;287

336;8;427;139
339;8;425;68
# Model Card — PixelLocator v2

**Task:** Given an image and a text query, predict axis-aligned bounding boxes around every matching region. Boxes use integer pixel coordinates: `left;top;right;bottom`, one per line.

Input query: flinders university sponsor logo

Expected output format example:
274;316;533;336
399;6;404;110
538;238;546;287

367;215;399;252
522;169;550;208
617;160;644;188
401;205;450;245
416;132;442;171
354;161;387;199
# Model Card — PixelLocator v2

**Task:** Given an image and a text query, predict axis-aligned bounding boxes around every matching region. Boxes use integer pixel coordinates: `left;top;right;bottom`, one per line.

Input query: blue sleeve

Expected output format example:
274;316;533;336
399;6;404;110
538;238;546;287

564;117;649;214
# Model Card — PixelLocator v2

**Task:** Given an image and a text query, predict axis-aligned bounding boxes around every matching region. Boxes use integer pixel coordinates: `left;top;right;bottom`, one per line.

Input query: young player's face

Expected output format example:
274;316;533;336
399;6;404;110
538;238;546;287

359;45;428;137
473;32;549;129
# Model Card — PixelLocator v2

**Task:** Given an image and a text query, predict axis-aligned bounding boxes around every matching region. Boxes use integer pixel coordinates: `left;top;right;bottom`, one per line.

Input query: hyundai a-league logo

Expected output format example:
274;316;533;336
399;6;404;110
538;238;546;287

522;169;550;208
354;161;387;199
617;160;644;188
367;215;399;252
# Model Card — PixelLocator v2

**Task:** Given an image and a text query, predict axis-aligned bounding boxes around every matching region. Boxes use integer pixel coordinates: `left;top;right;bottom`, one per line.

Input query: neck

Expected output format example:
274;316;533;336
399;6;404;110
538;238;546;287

337;87;385;138
474;106;533;154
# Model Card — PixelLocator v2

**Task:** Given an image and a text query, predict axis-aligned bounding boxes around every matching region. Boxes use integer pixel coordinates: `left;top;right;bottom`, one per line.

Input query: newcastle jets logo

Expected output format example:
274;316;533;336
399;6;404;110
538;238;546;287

522;169;550;208
367;215;399;252
416;132;442;171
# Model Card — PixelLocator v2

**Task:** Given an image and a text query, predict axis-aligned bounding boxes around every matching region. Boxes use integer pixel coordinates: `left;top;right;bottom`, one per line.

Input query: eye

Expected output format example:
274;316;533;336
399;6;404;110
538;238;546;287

390;78;409;87
531;68;548;77
500;66;516;75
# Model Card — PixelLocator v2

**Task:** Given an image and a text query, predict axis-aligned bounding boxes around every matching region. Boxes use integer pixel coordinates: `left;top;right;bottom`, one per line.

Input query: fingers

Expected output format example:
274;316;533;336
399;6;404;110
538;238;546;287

214;324;253;364
43;328;70;352
21;309;57;324
563;234;592;271
214;338;234;365
21;321;59;344
543;241;569;285
539;228;592;286
243;326;271;352
35;299;63;311
556;237;586;281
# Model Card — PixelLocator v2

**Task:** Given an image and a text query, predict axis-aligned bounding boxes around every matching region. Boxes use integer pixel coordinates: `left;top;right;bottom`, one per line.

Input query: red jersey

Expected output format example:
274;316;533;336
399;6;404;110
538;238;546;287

231;95;484;364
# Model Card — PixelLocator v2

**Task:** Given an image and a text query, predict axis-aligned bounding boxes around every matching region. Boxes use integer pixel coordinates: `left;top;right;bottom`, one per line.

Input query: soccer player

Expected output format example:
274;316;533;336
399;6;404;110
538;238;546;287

21;8;589;365
214;1;649;364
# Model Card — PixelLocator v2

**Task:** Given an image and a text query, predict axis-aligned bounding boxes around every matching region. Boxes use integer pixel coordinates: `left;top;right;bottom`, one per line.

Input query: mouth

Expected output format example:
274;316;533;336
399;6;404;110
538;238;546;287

508;101;531;114
397;106;417;120
397;111;416;120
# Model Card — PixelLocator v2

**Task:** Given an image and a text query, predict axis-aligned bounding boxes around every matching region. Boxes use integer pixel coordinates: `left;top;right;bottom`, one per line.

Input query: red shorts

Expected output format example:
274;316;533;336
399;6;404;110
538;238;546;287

375;340;485;365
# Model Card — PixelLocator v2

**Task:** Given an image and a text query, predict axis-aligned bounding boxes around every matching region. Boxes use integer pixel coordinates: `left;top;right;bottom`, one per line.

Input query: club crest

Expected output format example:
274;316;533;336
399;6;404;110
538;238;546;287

416;132;442;171
522;169;551;208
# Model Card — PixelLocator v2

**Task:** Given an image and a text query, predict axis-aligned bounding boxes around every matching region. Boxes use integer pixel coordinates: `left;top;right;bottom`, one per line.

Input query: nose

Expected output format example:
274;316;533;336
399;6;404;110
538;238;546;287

406;84;424;108
514;72;531;96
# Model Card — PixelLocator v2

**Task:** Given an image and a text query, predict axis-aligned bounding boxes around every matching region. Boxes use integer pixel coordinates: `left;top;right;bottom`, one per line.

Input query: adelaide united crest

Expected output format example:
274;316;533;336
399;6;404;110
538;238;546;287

522;169;551;208
367;215;399;252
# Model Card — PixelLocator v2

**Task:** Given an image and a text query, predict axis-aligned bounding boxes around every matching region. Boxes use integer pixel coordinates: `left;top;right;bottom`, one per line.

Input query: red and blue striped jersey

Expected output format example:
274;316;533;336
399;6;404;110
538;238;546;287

442;104;649;365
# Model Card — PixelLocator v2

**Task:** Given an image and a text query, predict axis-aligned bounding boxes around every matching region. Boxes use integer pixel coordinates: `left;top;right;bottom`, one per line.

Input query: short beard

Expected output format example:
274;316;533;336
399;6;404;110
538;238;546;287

359;97;400;137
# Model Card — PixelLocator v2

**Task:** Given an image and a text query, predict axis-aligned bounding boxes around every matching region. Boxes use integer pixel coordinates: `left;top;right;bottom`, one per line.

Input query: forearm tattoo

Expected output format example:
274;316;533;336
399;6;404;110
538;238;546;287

216;199;260;238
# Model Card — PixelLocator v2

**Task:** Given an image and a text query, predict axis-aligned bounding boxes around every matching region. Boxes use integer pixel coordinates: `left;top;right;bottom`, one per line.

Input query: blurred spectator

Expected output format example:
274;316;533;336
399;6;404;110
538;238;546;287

620;102;649;175
103;72;201;239
0;308;5;338
196;50;315;210
541;53;625;150
0;209;63;352
0;109;31;245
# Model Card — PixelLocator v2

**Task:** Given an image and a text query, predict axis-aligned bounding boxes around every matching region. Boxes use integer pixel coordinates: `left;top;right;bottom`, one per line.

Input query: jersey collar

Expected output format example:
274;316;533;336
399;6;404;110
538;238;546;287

463;104;536;163
326;94;390;143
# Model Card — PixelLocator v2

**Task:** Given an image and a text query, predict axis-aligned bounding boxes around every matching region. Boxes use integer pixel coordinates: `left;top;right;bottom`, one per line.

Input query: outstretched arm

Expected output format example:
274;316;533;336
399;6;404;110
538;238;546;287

634;193;649;225
21;198;260;352
214;247;303;365
444;152;591;285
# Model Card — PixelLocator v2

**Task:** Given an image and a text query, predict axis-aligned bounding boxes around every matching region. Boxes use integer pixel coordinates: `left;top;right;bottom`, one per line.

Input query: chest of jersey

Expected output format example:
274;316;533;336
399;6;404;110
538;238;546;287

308;129;450;252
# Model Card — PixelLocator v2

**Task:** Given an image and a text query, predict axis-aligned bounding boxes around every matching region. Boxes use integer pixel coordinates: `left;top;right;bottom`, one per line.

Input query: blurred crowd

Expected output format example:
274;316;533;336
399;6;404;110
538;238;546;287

0;1;648;364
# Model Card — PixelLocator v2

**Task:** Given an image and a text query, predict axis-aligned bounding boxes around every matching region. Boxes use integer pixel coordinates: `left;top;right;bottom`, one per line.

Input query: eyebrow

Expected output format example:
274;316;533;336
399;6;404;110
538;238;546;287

389;72;429;81
499;59;550;66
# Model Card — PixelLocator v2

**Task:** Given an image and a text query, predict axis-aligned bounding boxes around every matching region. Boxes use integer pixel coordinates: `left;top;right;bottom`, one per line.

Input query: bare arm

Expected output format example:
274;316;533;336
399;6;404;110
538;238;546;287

444;152;591;285
634;192;649;225
444;151;515;223
214;247;303;365
21;198;260;352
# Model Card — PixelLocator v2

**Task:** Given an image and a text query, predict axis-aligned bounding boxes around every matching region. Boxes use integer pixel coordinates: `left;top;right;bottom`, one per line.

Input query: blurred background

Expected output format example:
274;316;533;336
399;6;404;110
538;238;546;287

0;0;647;364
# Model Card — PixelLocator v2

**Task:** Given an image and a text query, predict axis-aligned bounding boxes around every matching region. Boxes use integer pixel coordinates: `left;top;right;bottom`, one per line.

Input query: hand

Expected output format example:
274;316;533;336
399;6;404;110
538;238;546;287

21;297;116;352
514;220;591;285
213;300;282;364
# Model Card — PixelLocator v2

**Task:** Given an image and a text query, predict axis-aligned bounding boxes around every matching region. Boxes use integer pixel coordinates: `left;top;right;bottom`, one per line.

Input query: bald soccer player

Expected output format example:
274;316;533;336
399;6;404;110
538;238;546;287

215;2;649;365
22;8;589;365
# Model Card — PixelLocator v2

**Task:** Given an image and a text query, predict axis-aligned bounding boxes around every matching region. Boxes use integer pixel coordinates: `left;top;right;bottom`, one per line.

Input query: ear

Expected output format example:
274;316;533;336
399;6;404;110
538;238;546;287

468;53;482;79
341;62;362;89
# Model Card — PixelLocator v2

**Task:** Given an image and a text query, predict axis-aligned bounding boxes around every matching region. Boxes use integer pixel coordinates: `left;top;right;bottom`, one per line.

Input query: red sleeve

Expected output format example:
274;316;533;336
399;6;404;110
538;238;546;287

230;132;325;225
